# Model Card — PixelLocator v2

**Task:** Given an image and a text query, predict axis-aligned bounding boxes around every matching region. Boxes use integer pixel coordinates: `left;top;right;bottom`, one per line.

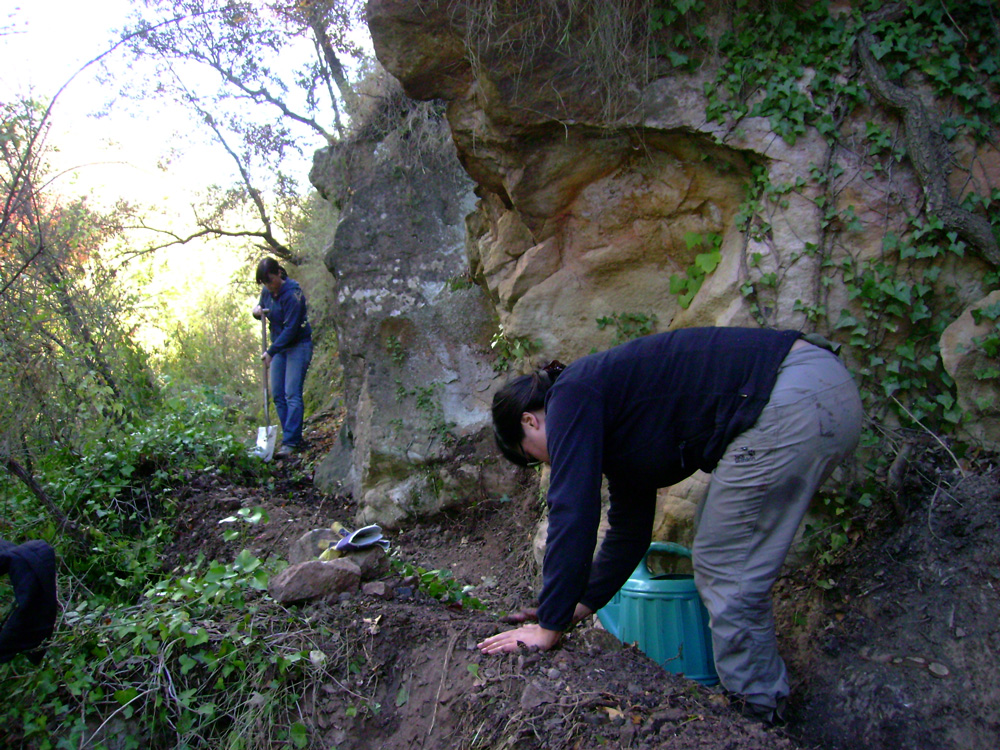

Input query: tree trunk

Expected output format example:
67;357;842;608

3;456;88;547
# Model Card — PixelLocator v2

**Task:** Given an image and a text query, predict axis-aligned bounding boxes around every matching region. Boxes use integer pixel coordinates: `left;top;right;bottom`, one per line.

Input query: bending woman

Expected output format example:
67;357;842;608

479;326;863;723
252;257;313;458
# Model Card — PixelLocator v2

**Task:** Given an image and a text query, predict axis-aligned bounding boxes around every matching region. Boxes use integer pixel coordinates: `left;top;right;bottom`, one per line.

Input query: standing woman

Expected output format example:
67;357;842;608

478;327;863;724
252;257;313;458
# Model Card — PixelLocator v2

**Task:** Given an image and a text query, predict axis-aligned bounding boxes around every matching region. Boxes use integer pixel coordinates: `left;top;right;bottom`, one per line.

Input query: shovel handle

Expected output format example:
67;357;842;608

261;312;272;427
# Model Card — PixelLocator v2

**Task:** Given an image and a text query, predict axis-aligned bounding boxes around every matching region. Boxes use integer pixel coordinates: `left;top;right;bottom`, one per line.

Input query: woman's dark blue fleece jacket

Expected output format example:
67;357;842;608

536;327;801;632
258;278;312;357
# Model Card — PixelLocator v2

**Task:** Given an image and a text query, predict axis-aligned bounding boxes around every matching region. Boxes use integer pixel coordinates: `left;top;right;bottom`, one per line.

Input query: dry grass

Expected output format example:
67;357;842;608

350;60;455;170
459;0;657;120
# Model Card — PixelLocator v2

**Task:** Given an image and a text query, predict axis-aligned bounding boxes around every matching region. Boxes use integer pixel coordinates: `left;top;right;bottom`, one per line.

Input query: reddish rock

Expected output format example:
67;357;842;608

361;580;395;599
268;559;361;604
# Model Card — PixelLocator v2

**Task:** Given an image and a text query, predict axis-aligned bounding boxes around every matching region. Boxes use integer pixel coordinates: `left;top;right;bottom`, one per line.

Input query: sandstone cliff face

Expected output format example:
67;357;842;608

326;1;1000;529
368;2;999;352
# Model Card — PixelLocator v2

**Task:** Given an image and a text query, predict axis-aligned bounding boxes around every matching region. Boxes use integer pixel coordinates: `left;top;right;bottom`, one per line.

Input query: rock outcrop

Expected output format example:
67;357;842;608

318;1;999;532
941;290;1000;451
309;99;517;528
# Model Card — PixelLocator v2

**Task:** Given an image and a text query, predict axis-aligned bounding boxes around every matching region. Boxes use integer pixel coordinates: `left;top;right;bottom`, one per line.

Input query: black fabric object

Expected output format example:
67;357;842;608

0;539;57;664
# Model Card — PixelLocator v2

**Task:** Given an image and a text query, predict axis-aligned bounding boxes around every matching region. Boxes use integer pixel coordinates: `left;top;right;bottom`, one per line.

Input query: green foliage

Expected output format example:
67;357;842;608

1;387;264;602
155;289;259;403
803;487;875;565
706;0;857;146
385;335;406;366
218;505;270;543
490;325;540;372
392;556;485;610
703;0;1000;563
389;379;457;446
446;273;475;292
596;311;659;345
0;553;327;750
669;232;722;309
969;302;1000;387
46;386;256;507
648;0;709;70
707;0;999;148
0;207;158;461
0;382;332;748
384;332;459;444
415;384;457;447
830;214;967;427
866;0;1000;143
713;1;999;410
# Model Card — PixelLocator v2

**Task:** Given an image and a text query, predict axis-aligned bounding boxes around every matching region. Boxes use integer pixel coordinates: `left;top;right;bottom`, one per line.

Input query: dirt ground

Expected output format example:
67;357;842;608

163;416;1000;750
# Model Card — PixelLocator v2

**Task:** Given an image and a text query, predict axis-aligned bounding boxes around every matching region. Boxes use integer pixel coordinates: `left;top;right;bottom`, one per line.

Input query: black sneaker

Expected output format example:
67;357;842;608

729;694;787;727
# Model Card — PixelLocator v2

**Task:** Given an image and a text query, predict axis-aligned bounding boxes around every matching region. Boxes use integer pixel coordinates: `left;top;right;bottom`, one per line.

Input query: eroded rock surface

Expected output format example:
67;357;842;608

325;1;1000;531
310;118;515;527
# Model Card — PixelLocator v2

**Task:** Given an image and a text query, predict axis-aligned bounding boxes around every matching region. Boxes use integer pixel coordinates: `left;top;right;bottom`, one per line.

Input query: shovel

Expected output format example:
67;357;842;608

253;310;278;461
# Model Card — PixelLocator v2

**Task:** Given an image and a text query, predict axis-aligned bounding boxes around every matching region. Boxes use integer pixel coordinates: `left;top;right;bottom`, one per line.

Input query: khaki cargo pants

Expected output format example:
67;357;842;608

693;343;863;714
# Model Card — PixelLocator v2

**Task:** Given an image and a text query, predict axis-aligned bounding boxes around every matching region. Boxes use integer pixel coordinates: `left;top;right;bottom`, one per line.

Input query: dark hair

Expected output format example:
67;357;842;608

491;361;565;467
256;257;287;284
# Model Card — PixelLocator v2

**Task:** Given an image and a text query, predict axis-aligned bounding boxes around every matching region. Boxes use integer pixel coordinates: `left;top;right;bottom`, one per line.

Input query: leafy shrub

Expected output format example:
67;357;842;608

0;553;325;750
2;385;266;600
155;291;259;406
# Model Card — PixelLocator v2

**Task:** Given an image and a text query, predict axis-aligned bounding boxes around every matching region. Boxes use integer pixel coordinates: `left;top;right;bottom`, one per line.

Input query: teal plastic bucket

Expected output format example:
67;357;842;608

597;542;717;685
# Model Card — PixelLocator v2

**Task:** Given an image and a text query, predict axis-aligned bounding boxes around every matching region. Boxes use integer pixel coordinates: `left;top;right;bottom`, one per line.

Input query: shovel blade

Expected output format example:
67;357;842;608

254;425;278;461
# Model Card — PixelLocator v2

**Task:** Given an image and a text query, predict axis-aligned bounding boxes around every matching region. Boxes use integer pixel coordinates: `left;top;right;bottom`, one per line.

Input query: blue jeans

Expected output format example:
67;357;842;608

270;339;312;447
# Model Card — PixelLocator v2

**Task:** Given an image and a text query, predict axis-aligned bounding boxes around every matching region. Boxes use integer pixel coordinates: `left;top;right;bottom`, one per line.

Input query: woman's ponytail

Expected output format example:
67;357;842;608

491;360;566;467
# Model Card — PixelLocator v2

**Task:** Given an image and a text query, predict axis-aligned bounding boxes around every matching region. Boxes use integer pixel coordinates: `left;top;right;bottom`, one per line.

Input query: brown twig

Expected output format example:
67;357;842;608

426;630;460;743
885;439;915;520
891;396;966;477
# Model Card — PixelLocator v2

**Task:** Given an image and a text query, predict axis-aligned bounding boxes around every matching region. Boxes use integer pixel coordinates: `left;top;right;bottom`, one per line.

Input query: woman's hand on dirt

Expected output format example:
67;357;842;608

477;624;561;654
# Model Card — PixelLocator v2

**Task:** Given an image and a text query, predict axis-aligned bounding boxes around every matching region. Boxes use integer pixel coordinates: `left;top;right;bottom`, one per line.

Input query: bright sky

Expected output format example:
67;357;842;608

0;0;274;350
1;0;227;207
1;0;371;352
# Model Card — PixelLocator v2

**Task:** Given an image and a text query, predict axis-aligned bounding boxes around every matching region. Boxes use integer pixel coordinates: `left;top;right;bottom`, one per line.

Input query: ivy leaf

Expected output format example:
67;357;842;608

179;653;198;675
834;311;857;329
683;231;704;250
669;274;689;295
694;251;721;275
289;722;309;749
870;40;892;60
115;687;138;706
396;686;409;707
233;549;261;573
667;50;690;67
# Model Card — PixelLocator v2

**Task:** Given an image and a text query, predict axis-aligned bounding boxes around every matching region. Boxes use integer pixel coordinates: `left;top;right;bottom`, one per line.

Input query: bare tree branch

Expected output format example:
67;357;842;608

121;221;293;260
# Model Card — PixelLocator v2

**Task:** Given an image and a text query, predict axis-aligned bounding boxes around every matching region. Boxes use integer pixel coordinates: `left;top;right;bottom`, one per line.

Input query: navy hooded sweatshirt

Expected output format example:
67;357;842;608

258;278;312;357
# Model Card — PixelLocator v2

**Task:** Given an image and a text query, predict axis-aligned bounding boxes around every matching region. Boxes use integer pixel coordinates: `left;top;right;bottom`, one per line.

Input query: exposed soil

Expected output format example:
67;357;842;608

164;416;1000;750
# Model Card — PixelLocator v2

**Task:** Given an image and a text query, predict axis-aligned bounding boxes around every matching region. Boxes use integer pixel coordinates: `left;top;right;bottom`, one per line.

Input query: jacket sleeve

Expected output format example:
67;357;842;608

266;285;308;356
253;290;268;320
578;482;656;613
534;383;606;632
